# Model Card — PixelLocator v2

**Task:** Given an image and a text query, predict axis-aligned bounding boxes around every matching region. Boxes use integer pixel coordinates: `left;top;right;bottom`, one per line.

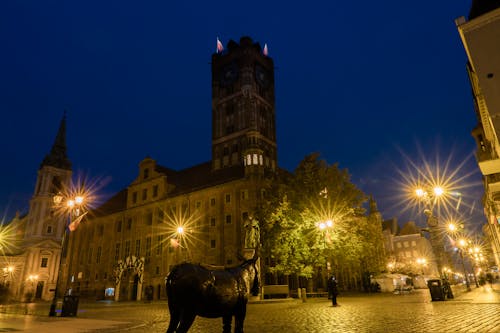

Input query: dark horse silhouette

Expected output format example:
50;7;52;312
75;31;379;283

165;257;259;333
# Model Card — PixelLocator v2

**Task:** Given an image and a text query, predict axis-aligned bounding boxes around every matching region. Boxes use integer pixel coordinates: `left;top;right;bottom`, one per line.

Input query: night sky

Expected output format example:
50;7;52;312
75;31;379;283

0;1;485;229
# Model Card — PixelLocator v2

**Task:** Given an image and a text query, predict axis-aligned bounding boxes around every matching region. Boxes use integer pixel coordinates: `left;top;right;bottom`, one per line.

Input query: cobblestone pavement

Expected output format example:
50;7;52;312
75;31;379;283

1;284;500;333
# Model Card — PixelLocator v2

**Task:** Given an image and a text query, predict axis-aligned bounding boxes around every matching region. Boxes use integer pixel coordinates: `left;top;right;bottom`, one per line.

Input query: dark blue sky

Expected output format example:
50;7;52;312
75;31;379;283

0;1;485;228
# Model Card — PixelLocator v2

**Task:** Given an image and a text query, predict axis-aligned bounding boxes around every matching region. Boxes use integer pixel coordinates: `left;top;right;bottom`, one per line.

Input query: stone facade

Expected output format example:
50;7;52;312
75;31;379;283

62;37;277;301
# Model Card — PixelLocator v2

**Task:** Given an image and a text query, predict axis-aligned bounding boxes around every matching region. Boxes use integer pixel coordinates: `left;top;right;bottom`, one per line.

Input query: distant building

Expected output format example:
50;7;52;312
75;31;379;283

383;221;437;277
0;116;72;302
457;0;500;269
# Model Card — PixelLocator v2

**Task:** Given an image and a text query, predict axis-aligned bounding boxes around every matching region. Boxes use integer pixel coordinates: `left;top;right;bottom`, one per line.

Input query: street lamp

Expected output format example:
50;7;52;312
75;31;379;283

457;238;472;292
27;274;39;302
416;258;427;275
49;191;87;317
414;185;446;278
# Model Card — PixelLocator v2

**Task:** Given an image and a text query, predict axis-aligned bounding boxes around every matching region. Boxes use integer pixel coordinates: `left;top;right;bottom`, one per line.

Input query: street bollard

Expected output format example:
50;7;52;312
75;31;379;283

301;288;307;302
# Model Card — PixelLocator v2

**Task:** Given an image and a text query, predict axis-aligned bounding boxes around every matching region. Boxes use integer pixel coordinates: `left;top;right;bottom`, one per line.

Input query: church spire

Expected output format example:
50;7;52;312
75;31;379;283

40;113;72;170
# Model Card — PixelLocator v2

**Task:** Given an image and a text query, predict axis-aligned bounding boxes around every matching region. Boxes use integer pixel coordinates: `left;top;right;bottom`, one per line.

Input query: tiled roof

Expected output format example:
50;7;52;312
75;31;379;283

92;162;246;217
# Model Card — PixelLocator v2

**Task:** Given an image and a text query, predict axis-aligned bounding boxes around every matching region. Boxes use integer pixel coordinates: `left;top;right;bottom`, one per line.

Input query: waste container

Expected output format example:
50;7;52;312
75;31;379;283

427;279;445;301
61;295;79;317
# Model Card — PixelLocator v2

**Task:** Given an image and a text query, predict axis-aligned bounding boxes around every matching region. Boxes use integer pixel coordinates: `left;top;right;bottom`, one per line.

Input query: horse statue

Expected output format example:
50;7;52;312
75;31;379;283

165;256;259;333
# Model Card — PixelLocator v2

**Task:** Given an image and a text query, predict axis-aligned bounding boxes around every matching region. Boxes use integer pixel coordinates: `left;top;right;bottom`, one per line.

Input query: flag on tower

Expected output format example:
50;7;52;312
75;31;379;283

217;37;224;53
263;43;268;56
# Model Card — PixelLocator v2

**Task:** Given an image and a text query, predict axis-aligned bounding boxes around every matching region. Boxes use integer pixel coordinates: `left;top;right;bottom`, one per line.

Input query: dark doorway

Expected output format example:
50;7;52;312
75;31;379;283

131;274;139;301
35;281;44;299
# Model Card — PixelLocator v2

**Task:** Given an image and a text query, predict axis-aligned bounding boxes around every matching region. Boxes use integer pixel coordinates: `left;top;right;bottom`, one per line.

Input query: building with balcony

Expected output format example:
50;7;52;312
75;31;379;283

456;0;500;268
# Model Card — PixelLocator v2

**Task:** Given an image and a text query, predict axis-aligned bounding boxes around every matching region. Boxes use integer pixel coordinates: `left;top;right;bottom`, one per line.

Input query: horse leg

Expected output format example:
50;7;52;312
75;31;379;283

176;312;196;333
234;304;247;333
222;315;232;333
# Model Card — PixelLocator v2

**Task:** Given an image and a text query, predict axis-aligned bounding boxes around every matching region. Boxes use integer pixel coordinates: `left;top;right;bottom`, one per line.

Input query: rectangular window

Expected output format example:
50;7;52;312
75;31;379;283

116;220;122;232
210;198;216;206
132;192;137;204
47;226;52;234
88;248;93;264
210;217;216;227
157;209;164;223
144;168;149;179
196;201;201;209
146;237;151;258
226;215;232;224
156;235;163;255
211;239;216;248
225;194;231;203
41;257;48;268
96;247;102;264
241;190;248;200
145;212;153;225
125;241;131;257
411;241;417;247
153;185;158;197
135;239;141;257
127;218;132;230
115;243;120;261
142;189;148;201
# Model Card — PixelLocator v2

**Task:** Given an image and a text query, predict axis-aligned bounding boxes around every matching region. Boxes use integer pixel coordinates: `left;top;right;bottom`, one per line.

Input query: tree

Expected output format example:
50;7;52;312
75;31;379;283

259;153;386;289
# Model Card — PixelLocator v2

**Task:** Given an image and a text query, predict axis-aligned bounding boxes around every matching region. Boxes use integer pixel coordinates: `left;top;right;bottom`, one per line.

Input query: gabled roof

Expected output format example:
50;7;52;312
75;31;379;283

92;162;247;217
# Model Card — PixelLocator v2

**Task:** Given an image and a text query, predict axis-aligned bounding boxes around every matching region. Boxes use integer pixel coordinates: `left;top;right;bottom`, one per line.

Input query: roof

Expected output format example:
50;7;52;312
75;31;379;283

92;162;247;217
469;0;500;20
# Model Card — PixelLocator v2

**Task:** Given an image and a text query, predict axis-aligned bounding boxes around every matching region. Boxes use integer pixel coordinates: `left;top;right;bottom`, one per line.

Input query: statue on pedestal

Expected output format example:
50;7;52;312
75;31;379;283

244;217;260;249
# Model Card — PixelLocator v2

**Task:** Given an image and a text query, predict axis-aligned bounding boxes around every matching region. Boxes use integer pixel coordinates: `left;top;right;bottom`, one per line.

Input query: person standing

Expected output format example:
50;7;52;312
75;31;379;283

327;275;339;306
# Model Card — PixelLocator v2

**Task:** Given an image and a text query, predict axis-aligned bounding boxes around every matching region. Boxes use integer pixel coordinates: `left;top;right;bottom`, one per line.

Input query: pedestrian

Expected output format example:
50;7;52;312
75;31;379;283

327;275;339;306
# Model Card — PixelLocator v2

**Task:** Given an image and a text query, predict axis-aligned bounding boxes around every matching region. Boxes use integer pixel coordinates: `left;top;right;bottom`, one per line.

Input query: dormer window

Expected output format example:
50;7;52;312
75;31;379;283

144;168;149;179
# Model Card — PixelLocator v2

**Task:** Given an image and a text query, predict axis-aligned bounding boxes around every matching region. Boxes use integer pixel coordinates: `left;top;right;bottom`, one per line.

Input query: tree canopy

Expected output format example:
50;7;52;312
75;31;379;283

258;153;385;280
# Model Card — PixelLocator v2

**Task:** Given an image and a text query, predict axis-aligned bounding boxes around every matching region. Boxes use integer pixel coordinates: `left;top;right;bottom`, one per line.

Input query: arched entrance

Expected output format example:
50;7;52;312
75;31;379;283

113;256;145;301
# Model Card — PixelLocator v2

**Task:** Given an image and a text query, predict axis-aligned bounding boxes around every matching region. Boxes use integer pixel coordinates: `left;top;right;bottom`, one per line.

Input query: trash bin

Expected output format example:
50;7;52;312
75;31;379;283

61;295;79;317
427;279;445;301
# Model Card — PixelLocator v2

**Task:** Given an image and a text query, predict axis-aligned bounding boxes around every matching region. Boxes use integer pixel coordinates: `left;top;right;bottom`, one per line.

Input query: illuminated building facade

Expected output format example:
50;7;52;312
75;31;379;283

65;37;277;301
457;0;500;269
1;116;72;301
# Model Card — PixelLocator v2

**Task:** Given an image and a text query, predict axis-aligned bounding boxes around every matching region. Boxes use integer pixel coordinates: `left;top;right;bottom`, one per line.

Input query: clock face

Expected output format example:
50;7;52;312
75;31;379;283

220;64;238;86
255;64;270;89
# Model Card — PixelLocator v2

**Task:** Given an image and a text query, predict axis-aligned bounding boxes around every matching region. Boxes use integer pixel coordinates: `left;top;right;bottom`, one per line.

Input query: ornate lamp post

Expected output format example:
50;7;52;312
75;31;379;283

457;238;472;292
49;192;86;317
415;186;446;278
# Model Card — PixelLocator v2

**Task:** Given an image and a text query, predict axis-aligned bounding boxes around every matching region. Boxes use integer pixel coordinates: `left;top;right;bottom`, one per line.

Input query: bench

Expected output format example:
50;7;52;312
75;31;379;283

262;285;289;299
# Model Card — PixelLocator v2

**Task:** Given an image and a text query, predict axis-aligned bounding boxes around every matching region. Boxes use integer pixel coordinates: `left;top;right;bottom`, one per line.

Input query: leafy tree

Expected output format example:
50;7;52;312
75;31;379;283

259;153;383;283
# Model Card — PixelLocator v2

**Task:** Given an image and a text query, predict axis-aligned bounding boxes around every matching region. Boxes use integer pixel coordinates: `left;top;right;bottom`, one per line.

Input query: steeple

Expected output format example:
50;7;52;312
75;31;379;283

40;113;71;170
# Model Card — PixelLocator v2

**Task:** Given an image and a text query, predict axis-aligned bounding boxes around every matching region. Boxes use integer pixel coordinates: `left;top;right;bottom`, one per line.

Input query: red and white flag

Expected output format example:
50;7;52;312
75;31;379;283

68;212;88;231
263;43;268;56
217;37;224;53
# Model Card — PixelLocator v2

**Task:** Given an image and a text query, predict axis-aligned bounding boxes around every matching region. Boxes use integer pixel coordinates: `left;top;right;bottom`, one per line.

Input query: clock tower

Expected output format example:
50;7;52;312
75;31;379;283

211;36;277;175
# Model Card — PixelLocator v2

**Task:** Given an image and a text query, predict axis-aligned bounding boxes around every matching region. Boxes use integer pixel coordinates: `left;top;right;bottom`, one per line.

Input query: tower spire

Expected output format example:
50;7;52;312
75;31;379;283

40;112;72;170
